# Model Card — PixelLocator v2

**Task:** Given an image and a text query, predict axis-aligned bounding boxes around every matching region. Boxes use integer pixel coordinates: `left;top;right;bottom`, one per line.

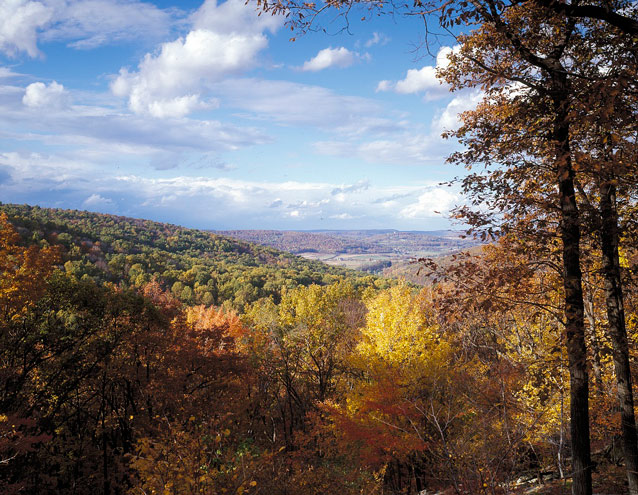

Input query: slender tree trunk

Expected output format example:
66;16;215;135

552;81;592;495
598;178;638;495
583;289;605;396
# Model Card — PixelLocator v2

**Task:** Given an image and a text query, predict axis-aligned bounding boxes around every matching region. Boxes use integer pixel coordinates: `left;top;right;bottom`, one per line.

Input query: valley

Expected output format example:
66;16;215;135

215;228;481;272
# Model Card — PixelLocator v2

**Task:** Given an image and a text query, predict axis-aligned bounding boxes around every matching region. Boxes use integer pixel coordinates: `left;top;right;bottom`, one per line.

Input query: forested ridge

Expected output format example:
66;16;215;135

0;203;384;311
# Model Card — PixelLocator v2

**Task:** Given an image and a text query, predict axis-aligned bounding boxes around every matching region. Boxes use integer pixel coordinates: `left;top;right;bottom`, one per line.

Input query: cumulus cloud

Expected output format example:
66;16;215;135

0;0;178;57
301;47;357;71
377;46;458;100
22;80;67;107
431;89;483;134
111;29;263;117
400;188;458;219
0;0;53;57
111;0;282;118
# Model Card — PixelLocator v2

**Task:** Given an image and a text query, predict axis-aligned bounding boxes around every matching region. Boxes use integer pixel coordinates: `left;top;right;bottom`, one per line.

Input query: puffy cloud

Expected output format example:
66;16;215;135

431;89;483;134
301;47;356;71
400;188;458;219
111;0;282;118
112;29;264;117
22;80;67;107
377;46;457;100
0;0;53;57
191;0;281;34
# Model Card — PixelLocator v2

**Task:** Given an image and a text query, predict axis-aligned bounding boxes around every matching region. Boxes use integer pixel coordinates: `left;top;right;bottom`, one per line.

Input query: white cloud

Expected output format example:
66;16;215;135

22;80;67;107
330;213;354;220
0;151;96;190
376;80;392;92
82;193;113;208
400;188;458;218
301;46;356;71
213;78;401;136
377;46;458;100
313;89;483;165
112;29;266;117
191;0;281;34
431;89;483;134
0;80;270;161
314;131;442;165
364;32;389;48
0;67;23;79
0;0;178;57
42;0;177;49
112;0;281;118
0;0;53;57
0;148;460;229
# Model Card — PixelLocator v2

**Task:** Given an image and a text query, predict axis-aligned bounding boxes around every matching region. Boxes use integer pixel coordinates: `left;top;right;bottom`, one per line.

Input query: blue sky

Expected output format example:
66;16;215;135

0;0;480;230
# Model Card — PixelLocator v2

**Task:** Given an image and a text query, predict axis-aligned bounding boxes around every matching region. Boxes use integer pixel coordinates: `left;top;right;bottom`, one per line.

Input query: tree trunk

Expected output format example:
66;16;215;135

598;178;638;495
583;288;605;396
552;80;592;495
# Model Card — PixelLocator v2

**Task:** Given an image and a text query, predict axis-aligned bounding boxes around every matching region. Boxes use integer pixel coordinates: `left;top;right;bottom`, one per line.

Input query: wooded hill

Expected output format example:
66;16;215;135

0;203;386;311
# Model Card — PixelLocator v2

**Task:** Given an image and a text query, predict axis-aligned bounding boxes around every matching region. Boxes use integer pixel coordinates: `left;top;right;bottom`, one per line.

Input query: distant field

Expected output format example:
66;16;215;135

215;229;482;273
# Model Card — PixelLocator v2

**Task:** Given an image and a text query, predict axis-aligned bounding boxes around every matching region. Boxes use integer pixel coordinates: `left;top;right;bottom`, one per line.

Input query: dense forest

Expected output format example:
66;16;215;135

1;0;638;491
0;204;385;311
1;197;637;494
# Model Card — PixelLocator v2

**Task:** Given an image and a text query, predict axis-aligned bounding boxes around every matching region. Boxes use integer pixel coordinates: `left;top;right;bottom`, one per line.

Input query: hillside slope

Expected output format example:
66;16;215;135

0;203;383;310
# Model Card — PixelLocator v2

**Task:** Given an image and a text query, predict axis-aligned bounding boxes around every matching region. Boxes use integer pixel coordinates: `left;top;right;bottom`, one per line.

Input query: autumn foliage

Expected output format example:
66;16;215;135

2;191;638;495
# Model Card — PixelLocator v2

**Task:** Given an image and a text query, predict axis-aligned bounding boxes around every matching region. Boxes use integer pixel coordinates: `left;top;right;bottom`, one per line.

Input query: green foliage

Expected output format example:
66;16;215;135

0;204;378;310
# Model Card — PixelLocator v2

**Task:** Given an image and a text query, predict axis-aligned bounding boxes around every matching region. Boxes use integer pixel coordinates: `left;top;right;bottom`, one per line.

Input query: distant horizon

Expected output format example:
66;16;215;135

3;200;464;233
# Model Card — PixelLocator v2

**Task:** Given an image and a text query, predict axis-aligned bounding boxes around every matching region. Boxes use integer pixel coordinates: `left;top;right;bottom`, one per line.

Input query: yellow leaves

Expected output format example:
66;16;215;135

0;214;60;318
357;285;450;380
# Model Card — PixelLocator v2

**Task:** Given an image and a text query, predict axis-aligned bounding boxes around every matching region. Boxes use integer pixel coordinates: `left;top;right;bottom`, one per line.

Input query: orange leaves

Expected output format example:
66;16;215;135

0;214;60;319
